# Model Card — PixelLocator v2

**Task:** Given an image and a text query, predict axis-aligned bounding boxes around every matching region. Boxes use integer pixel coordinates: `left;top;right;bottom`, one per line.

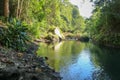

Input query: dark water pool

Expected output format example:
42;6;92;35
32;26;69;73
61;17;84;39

37;41;120;80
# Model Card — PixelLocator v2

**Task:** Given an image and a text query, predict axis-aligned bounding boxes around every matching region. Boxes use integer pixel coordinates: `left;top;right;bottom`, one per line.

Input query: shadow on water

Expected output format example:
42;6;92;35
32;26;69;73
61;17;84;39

90;44;120;80
37;41;120;80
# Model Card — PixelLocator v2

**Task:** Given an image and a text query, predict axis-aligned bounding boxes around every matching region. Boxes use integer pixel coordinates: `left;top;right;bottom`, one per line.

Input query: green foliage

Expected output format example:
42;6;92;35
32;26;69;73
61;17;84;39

0;18;29;51
9;0;85;35
28;0;45;21
0;0;87;51
27;21;41;39
60;2;85;33
87;0;120;46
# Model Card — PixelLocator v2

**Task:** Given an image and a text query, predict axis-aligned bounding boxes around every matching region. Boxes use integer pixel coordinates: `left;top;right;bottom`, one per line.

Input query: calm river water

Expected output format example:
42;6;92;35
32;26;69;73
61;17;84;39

37;41;120;80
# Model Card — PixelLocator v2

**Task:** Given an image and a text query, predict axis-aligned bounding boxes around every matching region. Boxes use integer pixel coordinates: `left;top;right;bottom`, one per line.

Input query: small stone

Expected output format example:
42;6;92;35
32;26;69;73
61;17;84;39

35;67;42;72
17;53;23;58
19;76;23;80
1;58;7;62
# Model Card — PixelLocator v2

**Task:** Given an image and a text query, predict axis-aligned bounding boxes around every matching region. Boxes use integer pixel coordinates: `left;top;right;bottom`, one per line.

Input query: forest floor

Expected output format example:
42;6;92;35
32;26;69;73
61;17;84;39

0;42;61;80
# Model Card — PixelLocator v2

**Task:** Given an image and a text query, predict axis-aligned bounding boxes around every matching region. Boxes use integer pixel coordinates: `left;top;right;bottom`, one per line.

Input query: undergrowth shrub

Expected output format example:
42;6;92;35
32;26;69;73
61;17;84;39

0;18;30;51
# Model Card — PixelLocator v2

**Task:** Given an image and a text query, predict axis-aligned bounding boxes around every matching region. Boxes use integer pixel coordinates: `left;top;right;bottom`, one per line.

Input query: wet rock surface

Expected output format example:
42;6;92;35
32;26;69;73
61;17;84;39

0;45;62;80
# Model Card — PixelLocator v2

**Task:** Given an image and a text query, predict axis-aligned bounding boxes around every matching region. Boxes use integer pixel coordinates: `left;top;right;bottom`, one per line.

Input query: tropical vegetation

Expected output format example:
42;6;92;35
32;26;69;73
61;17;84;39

0;0;120;51
86;0;120;47
0;0;85;51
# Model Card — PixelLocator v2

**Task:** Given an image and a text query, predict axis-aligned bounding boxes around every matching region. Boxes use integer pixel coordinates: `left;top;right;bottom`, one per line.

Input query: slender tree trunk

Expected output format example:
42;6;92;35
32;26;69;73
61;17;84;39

16;0;24;19
4;0;9;17
18;0;24;18
16;0;20;18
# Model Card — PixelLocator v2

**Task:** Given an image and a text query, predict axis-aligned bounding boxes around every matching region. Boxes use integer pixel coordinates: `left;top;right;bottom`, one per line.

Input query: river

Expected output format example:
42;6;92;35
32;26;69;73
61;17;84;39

37;41;120;80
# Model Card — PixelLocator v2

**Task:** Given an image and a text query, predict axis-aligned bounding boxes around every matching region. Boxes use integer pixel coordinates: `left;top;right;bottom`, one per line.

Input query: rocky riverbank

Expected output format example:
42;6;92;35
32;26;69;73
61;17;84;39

0;43;62;80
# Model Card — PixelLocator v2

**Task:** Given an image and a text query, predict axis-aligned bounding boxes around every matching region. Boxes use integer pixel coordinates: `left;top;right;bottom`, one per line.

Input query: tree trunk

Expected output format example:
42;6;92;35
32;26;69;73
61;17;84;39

0;0;4;16
16;0;20;18
4;0;9;17
18;0;24;18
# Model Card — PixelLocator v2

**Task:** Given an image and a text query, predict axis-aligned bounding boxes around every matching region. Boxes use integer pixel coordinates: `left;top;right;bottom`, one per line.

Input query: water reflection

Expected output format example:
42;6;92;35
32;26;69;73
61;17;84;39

61;50;95;80
37;41;85;71
37;41;120;80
